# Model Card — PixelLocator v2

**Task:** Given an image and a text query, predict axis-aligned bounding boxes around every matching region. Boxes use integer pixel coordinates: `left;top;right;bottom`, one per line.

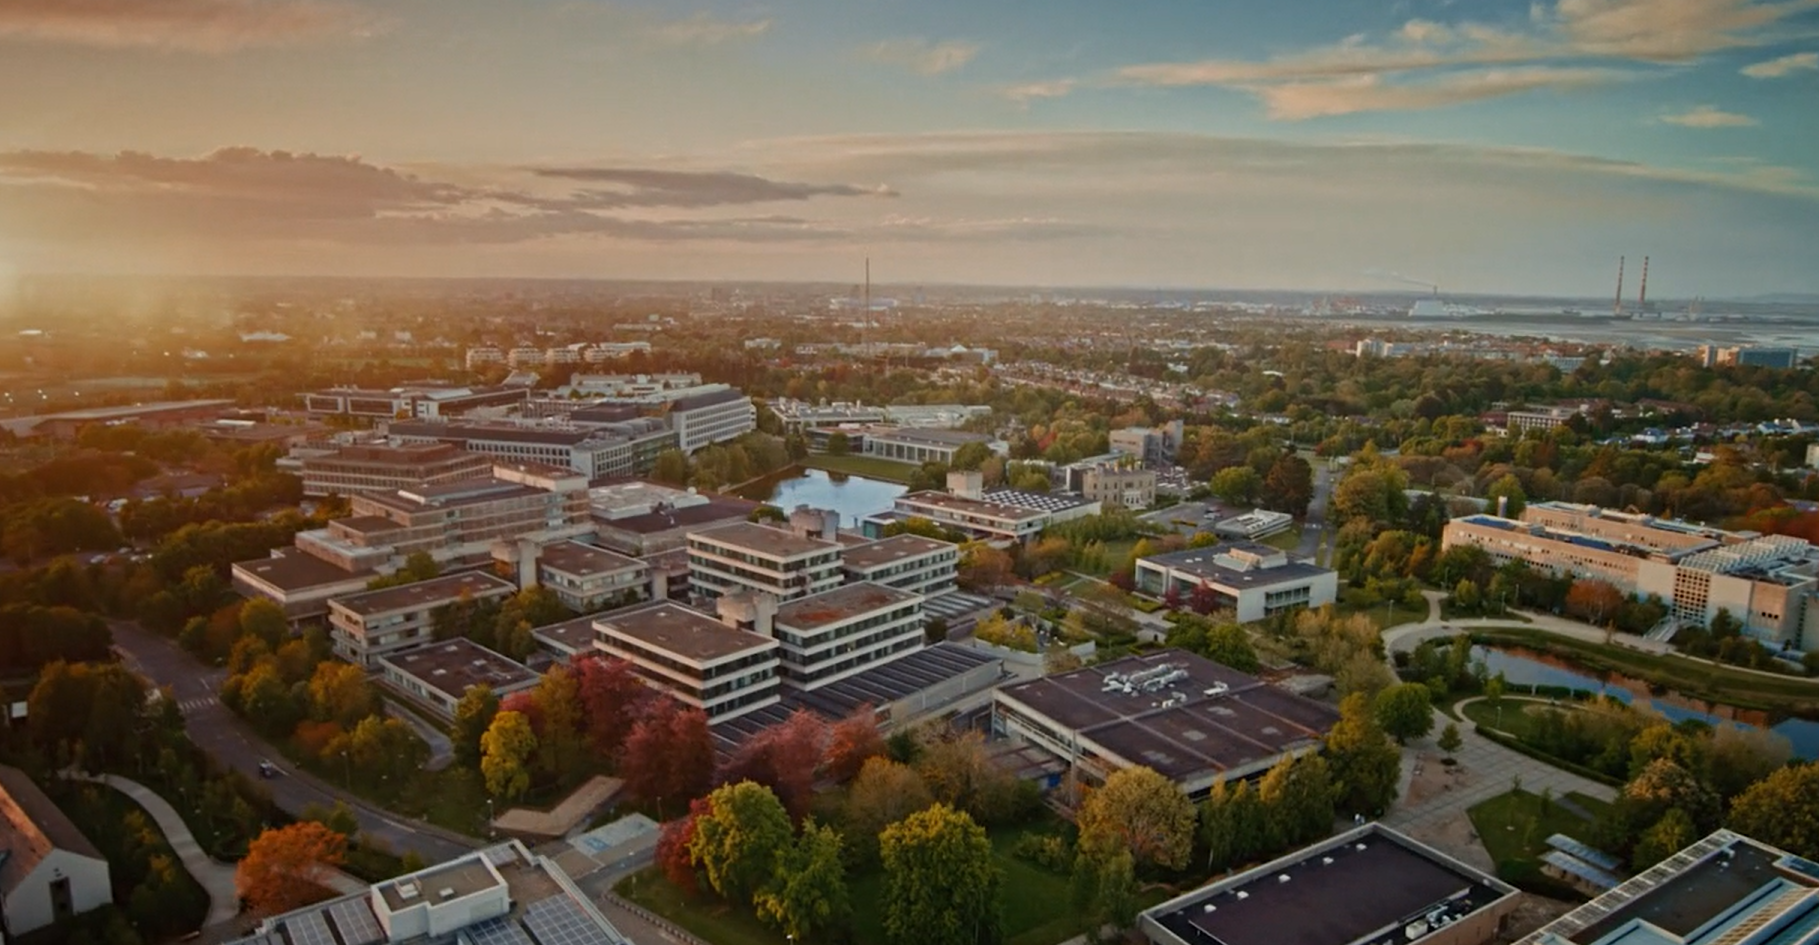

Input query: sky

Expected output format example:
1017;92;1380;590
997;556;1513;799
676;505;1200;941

0;0;1815;296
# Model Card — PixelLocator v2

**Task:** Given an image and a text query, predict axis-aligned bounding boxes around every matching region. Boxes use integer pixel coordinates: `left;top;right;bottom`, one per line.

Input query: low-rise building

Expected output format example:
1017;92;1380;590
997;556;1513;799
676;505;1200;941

0;765;112;935
1077;463;1156;510
664;387;757;452
595;601;781;723
18;399;235;440
327;572;518;667
858;427;1000;465
302;385;528;421
379;637;540;717
1212;509;1294;540
297;442;494;497
231;548;377;624
686;522;845;602
389;419;676;480
223;839;631;945
993;649;1339;796
840;534;960;597
535;540;650;612
1507;405;1580;433
770;582;925;689
1140;823;1519;945
1109;421;1184;463
1133;543;1337;622
588;480;760;555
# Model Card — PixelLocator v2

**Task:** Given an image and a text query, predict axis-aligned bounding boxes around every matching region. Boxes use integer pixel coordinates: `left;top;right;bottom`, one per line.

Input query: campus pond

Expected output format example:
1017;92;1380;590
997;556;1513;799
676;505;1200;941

737;467;906;527
1472;644;1819;759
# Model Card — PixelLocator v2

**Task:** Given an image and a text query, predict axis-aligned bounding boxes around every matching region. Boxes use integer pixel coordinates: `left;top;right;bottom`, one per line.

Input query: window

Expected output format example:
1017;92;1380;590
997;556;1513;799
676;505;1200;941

50;876;74;919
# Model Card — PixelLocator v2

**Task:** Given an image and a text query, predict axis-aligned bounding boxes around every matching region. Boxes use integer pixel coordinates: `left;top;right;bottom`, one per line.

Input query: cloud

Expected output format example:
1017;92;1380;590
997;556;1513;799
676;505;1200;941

526;167;897;207
1000;79;1078;106
1107;0;1815;117
0;0;381;51
1742;50;1819;76
1660;105;1760;126
647;12;771;46
861;38;981;75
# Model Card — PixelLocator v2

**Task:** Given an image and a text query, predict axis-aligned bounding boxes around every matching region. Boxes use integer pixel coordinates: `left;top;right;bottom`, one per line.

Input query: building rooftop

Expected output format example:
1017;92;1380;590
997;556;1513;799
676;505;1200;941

690;521;841;559
597;496;759;535
996;649;1338;783
1143;824;1518;945
34;398;235;423
598;601;777;663
0;764;102;896
863;426;992;447
1141;544;1332;588
233;550;374;591
895;490;1050;523
381;638;539;703
308;442;476;466
331;572;517;618
980;488;1097;515
332;515;404;537
533;614;600;655
376;855;501;912
392;420;600;447
840;534;957;572
668;387;749;411
538;541;646;578
362;480;547;514
776;582;921;631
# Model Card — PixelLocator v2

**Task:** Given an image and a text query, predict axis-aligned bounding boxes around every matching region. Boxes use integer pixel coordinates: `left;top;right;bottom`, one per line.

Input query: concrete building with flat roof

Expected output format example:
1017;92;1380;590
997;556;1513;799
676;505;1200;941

857;426;1001;465
224;839;630;945
840;534;960;597
1140;823;1519;945
327;572;518;667
390;418;676;480
297;442;494;497
1508;405;1581;433
663;386;756;452
686;522;844;602
232;548;377;624
1134;543;1337;623
993;649;1338;795
18;398;235;440
379;637;540;717
1213;509;1295;541
770;582;925;689
1519;830;1819;945
1078;464;1157;510
594;601;781;723
534;540;649;613
302;385;528;421
588;481;760;555
880;491;1052;544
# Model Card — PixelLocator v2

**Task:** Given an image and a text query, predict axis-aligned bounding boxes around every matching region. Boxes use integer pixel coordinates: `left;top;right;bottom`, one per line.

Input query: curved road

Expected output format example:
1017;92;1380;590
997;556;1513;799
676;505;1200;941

73;772;242;928
109;620;475;863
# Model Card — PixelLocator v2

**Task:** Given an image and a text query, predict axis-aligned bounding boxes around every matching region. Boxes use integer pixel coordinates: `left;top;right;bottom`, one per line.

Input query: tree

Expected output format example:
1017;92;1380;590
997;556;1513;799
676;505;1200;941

575;655;649;760
1437;722;1463;760
481;710;537;801
824;708;887;783
1487;473;1527;517
754;818;851;941
1256;754;1334;849
452;685;499;770
623;705;715;809
1706;724;1792;799
1452;579;1482;614
1373;682;1435;744
826;432;851;457
308;662;373;728
1327;692;1402;815
916;730;1024;825
530;664;585;779
690;781;794;906
1209;466;1262;506
652;449;689;486
1633;807;1697;868
1565;579;1625;627
1262;453;1315;516
845;757;936;865
950;441;992;471
238;597;288;649
236;822;346;915
879;805;1002;945
1728;764;1819;858
957;544;1013;592
657;797;709;894
720;709;828;820
1076;766;1196;871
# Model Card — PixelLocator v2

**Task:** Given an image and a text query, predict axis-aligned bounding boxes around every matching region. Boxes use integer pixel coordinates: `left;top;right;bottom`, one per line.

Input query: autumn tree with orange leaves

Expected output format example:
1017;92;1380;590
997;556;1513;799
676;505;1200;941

236;821;347;915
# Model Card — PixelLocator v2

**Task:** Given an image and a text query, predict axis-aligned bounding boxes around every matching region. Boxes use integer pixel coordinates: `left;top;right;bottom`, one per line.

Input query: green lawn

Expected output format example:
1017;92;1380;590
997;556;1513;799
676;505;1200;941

1077;537;1140;577
1467;789;1602;896
1462;698;1561;741
1258;528;1303;552
1336;599;1429;633
617;822;1084;945
801;453;920;483
1472;626;1819;712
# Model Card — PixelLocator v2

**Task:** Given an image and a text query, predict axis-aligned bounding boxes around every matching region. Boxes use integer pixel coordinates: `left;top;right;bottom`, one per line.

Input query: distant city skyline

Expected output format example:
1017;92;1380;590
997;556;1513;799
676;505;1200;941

0;0;1815;296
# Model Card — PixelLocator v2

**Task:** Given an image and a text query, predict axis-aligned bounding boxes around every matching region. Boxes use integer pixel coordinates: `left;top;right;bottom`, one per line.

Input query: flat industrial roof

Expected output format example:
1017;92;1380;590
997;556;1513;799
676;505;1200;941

532;615;599;655
538;541;646;578
376;856;502;912
1560;836;1800;945
233;552;374;592
330;572;517;618
596;497;759;534
382;638;538;702
776;582;921;630
1140;545;1332;588
995;649;1338;783
1145;825;1516;945
840;534;957;572
598;602;777;663
689;521;840;558
895;490;1049;522
36;398;234;422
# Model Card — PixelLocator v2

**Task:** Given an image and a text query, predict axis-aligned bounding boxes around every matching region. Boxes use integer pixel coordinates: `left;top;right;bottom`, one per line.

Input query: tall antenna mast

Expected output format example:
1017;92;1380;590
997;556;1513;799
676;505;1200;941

1614;256;1625;315
1639;256;1649;309
865;257;877;375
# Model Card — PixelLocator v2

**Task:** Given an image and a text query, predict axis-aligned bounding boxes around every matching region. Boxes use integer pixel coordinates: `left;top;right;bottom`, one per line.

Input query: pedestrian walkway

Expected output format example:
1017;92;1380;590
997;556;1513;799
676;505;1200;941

177;696;217;714
71;772;241;928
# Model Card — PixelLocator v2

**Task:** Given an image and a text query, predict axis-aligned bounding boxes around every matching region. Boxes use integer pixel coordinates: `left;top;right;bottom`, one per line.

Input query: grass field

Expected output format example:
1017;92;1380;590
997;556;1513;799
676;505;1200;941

1336;599;1429;633
617;822;1085;945
801;453;920;483
1467;789;1601;896
1462;697;1561;740
1473;626;1819;712
1258;528;1303;552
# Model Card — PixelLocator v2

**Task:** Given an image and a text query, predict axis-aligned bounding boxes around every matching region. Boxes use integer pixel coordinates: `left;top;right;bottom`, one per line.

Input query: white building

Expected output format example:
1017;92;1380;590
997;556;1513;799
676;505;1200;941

0;766;112;935
686;522;845;602
378;637;540;717
535;540;651;612
1133;543;1337;623
596;601;782;722
841;534;960;597
666;387;757;452
1212;509;1294;540
327;572;519;667
770;582;926;689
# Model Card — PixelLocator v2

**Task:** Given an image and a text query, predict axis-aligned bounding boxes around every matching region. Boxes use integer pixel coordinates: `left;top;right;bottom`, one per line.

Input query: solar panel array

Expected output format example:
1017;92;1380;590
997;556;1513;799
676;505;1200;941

1541;851;1622;891
523;896;622;945
462;916;534;945
327;899;385;945
283;910;336;945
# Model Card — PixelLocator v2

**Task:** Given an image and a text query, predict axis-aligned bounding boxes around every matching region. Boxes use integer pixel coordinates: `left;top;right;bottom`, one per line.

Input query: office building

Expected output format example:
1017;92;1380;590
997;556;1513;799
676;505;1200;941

1442;502;1819;646
534;540;650;613
224;840;631;945
1507;405;1580;433
302;385;528;421
0;765;112;935
661;387;757;452
769;399;991;433
1133;543;1337;623
1109;421;1184;463
297;443;493;497
993;649;1339;796
856;427;1001;466
840;534;960;597
1700;345;1802;369
16;399;236;441
378;638;540;717
588;479;760;555
870;471;1098;545
231;548;377;624
1519;830;1819;945
327;572;518;667
464;346;505;369
768;582;925;689
594;601;781;723
389;419;676;480
1074;463;1157;510
1212;509;1295;541
686;522;844;602
1141;823;1519;945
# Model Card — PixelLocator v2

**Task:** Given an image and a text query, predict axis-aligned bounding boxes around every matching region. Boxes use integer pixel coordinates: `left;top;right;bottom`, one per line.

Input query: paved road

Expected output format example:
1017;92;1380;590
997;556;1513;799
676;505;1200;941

1294;458;1334;561
74;772;242;928
110;620;476;863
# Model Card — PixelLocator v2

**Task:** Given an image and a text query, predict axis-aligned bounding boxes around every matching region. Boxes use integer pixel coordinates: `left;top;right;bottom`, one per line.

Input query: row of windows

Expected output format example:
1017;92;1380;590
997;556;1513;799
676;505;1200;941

778;606;922;652
780;636;919;686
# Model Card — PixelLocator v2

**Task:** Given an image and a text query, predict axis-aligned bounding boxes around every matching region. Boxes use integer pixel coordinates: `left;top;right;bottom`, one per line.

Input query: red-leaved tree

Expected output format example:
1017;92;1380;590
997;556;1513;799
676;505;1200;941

719;709;826;820
622;701;714;811
655;796;712;894
823;707;885;783
575;654;650;761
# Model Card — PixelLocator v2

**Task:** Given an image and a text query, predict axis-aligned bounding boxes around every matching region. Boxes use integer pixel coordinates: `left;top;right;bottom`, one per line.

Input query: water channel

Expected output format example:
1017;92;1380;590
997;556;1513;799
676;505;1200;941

736;467;906;528
1472;644;1819;759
